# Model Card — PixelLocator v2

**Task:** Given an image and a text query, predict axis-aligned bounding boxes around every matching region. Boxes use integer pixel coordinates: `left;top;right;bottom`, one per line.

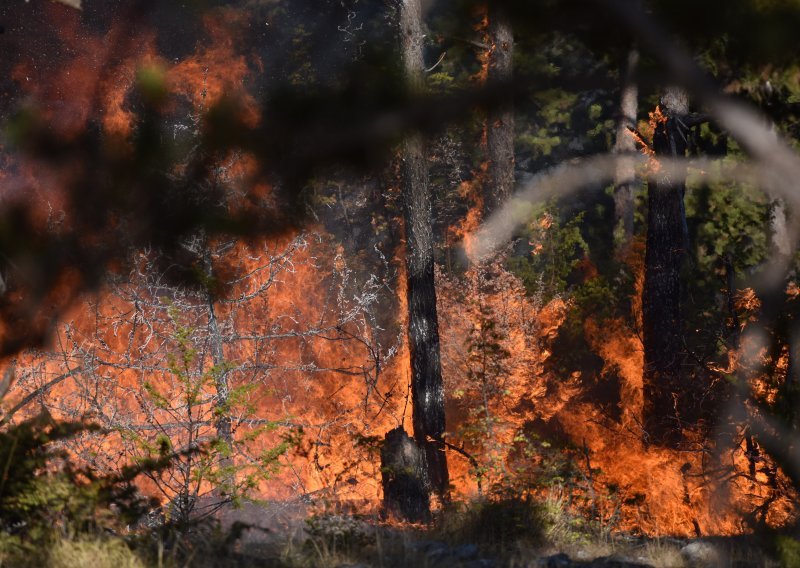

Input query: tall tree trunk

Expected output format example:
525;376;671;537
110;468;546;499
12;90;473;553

771;197;800;422
613;46;639;253
398;0;448;499
770;198;792;262
484;4;514;216
642;87;691;447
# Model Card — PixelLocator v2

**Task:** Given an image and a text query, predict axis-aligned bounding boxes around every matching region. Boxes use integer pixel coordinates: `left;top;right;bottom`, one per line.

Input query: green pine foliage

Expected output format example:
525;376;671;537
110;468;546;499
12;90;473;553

507;206;589;302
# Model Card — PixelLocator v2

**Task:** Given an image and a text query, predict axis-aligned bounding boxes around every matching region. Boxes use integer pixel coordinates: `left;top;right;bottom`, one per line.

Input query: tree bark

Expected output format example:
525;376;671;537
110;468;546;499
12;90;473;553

398;0;448;500
770;198;792;262
484;4;514;216
202;245;234;488
613;47;639;253
381;426;430;522
642;87;692;447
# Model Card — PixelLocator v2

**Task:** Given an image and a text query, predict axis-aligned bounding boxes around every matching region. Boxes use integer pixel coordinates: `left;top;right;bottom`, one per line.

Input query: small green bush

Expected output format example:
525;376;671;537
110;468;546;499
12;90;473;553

776;536;800;568
0;412;153;563
0;413;146;543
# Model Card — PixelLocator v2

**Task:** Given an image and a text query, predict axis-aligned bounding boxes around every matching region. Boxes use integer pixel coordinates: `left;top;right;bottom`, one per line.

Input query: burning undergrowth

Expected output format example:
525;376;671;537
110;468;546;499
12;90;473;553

437;233;798;536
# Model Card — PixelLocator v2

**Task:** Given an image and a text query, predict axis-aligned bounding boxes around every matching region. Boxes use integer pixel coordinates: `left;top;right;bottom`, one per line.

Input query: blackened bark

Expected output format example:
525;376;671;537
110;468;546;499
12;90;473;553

398;0;448;499
381;426;430;522
784;329;800;430
613;47;639;253
642;87;692;447
723;254;740;350
484;5;514;216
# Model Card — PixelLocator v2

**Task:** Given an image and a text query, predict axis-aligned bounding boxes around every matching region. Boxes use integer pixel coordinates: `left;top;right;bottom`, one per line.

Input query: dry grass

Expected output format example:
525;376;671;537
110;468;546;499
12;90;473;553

434;496;547;551
642;539;687;568
2;503;786;568
541;489;590;549
50;539;145;568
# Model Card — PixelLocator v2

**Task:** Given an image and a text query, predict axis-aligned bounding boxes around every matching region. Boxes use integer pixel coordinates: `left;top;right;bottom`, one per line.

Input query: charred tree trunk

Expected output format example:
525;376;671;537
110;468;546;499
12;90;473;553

723;254;740;355
380;426;430;522
398;0;448;502
403;131;447;499
642;87;691;447
484;4;514;216
613;46;639;253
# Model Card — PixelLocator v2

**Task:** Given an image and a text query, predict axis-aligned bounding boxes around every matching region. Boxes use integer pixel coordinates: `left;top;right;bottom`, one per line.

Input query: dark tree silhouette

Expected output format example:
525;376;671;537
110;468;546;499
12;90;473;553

399;0;448;501
484;3;514;216
642;87;692;447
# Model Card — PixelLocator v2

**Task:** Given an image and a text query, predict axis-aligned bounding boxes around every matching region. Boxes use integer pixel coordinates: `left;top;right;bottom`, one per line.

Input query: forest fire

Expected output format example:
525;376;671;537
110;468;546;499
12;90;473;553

2;1;800;566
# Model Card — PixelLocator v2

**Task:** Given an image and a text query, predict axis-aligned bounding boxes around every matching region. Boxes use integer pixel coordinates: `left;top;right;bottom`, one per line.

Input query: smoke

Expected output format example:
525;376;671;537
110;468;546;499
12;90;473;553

467;154;784;262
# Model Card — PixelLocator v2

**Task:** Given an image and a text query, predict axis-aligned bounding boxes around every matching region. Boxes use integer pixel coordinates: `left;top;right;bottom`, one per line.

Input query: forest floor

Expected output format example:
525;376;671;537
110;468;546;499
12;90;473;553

126;499;793;568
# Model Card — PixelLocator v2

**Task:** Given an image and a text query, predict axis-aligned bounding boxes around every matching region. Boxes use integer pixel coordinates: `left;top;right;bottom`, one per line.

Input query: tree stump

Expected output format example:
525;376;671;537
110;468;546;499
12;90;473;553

380;426;430;523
